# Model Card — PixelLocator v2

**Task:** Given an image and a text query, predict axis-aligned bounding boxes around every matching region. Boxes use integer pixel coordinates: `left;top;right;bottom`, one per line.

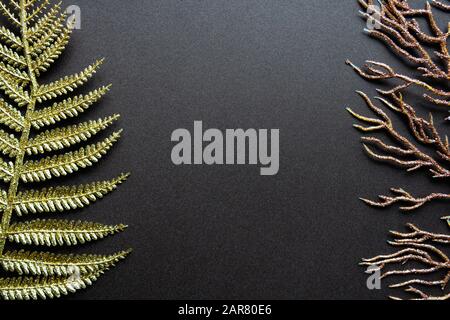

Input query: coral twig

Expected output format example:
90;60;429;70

361;223;450;300
355;0;450;106
360;188;450;211
349;0;450;300
347;92;450;178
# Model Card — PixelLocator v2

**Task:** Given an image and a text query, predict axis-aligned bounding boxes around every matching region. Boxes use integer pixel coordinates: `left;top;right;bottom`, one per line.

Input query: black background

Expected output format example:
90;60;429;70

3;0;448;300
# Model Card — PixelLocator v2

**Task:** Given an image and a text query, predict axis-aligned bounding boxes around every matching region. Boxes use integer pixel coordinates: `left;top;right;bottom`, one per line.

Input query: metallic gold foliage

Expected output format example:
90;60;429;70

0;271;103;300
35;59;104;103
0;61;30;83
31;86;111;129
0;42;26;67
0;128;19;156
0;249;131;276
0;25;23;49
13;173;128;215
31;22;71;76
27;115;119;154
349;0;450;300
0;157;14;182
20;132;121;182
0;189;6;209
0;72;30;106
0;98;25;132
0;0;131;300
29;9;66;57
0;2;19;26
27;2;63;43
7;219;127;246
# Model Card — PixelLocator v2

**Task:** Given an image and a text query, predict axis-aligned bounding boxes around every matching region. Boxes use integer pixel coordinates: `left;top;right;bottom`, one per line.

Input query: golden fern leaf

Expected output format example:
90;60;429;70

35;59;104;102
0;0;131;300
0;72;31;106
27;115;119;154
29;9;66;56
21;132;121;182
8;0;20;10
0;157;14;182
0;43;26;68
0;61;30;83
0;2;20;26
14;173;128;215
25;0;50;23
0;26;23;50
0;271;104;300
31;85;111;129
7;219;127;246
31;24;71;76
0;188;6;209
0;249;131;276
0;98;24;132
27;1;62;43
0;129;19;156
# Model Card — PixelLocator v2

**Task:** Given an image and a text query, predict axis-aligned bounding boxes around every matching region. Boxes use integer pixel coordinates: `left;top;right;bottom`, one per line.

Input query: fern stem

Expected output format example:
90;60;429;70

0;0;39;254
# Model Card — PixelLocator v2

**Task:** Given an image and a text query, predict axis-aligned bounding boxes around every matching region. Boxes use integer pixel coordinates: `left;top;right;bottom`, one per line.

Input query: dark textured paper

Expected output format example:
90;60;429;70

10;0;445;300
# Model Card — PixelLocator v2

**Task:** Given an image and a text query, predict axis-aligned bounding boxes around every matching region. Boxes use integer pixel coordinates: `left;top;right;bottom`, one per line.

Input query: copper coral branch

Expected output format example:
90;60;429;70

361;223;450;300
383;93;450;160
350;0;450;301
360;188;450;211
346;60;450;106
354;0;450;106
391;287;450;300
432;0;450;12
347;91;450;178
390;222;450;244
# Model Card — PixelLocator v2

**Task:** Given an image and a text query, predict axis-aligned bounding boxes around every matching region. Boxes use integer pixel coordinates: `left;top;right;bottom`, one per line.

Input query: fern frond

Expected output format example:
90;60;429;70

29;10;65;57
0;98;25;132
27;2;62;43
0;26;23;49
21;132;121;182
0;43;26;68
27;115;119;155
14;173;129;215
0;129;19;156
0;249;131;276
0;61;30;83
31;86;111;129
7;219;127;246
0;0;130;300
0;72;31;106
0;157;14;182
25;0;49;23
0;188;6;210
31;25;71;76
0;2;20;26
9;0;20;11
36;59;104;103
0;271;103;300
